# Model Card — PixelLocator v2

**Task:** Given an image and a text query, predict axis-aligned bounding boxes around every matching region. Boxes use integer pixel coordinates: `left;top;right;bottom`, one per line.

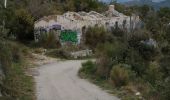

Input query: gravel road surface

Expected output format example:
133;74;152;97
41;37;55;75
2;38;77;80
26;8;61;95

35;60;119;100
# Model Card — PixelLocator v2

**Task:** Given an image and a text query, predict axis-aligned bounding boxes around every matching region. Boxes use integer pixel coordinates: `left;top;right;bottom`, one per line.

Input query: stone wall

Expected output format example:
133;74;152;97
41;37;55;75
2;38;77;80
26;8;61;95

70;49;93;59
34;5;142;45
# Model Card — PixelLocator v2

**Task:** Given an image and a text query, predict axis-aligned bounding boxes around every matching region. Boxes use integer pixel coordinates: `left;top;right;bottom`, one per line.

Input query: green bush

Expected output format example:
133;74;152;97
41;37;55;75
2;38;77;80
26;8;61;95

0;40;34;99
95;42;128;79
125;48;149;76
79;60;96;75
0;40;12;74
154;77;170;100
110;64;130;87
9;9;34;41
8;42;22;63
96;57;112;79
144;62;163;85
85;26;112;49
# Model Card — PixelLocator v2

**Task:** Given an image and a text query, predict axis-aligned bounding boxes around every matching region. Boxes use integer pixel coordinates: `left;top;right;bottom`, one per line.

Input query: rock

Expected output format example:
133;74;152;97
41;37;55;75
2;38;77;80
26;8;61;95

135;92;141;96
70;49;92;58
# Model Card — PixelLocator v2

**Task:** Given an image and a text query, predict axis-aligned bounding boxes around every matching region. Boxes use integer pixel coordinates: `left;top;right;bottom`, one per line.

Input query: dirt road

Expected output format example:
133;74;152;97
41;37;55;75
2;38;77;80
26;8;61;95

35;60;119;100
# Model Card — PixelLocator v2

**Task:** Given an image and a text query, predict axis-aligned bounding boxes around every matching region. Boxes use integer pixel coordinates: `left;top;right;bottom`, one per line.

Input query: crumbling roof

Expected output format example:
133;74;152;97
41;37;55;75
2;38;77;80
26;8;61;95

88;11;106;18
78;11;88;16
35;5;134;27
35;15;58;23
73;13;83;20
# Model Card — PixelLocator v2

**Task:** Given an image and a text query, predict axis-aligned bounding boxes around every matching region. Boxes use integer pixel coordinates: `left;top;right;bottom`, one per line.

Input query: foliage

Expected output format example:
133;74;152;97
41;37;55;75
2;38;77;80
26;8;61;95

85;26;112;49
79;5;170;98
145;11;161;35
1;7;34;42
114;3;133;16
110;64;130;87
96;57;112;79
128;30;150;48
144;62;163;85
66;0;107;12
0;40;34;100
164;26;170;43
1;0;107;43
138;5;150;20
125;48;148;76
79;61;97;75
158;7;170;24
12;9;34;41
45;49;69;59
38;32;61;48
1;0;170;99
0;39;22;74
156;77;170;100
111;25;126;37
0;39;12;74
1;63;34;100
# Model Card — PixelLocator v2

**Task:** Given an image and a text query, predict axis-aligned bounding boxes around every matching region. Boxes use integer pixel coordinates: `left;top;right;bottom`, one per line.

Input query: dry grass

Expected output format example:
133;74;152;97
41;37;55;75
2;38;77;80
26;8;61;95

0;40;35;100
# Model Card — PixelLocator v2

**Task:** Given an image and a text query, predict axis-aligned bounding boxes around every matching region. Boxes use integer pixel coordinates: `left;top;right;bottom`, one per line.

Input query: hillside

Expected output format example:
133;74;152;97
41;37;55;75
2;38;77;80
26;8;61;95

1;0;170;100
123;0;170;9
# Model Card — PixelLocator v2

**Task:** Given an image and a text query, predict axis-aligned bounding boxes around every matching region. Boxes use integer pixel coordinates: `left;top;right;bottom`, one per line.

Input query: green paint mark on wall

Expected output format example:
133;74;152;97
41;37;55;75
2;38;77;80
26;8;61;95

60;30;78;43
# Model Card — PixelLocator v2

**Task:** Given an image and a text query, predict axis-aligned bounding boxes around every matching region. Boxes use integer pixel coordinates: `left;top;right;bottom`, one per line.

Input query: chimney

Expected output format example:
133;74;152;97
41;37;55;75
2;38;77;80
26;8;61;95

109;5;115;11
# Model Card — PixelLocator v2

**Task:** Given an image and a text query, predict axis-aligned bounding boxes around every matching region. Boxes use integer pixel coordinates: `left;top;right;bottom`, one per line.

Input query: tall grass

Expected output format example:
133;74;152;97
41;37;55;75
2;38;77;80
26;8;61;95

38;32;60;48
0;39;35;100
110;64;130;87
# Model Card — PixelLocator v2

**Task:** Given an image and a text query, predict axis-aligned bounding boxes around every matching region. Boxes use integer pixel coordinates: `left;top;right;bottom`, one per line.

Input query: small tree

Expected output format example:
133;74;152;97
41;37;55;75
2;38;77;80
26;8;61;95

85;26;111;49
39;32;60;48
10;9;34;42
110;64;129;87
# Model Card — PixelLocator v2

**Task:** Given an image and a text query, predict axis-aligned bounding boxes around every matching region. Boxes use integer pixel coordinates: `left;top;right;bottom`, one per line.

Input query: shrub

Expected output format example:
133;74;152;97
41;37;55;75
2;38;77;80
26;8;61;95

0;40;24;74
128;30;150;49
85;26;112;49
144;62;163;85
156;77;170;100
95;42;128;79
79;60;96;75
96;57;112;79
0;40;12;75
9;9;34;41
0;40;34;99
110;64;130;87
46;49;69;59
111;26;125;37
39;32;61;48
159;54;170;77
125;48;149;76
8;42;22;63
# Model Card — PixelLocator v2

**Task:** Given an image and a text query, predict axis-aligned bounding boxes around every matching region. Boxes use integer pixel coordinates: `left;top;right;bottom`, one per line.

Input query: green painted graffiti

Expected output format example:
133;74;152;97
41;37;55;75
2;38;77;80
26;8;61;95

60;30;78;43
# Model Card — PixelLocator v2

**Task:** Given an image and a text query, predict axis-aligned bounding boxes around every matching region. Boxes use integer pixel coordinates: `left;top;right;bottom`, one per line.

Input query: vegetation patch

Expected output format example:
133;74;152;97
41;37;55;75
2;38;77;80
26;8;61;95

0;40;35;100
80;14;170;99
79;61;140;100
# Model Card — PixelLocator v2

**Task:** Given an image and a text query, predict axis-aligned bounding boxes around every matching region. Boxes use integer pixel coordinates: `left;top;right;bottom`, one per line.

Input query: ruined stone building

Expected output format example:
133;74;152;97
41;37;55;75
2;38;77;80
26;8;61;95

34;5;141;44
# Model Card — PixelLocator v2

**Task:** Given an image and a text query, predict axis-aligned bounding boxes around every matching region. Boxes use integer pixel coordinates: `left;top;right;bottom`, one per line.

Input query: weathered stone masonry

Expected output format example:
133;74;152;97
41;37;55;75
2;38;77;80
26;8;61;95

34;5;141;45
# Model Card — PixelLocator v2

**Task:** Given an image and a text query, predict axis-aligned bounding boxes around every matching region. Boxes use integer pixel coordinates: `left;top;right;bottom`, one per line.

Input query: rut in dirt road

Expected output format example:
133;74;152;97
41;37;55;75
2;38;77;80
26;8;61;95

35;60;119;100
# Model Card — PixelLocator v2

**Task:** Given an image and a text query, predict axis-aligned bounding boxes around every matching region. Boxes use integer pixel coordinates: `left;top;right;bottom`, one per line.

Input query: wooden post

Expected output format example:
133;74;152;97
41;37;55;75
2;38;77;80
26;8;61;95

2;0;7;34
4;0;7;8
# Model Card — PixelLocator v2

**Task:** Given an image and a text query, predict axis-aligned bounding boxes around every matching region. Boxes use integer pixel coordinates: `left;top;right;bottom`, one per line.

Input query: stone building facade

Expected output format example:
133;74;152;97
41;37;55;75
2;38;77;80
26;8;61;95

34;5;141;44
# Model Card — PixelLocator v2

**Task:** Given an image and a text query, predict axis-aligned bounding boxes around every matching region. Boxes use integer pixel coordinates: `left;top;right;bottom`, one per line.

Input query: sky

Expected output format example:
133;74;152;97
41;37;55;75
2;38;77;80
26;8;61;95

101;0;165;3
